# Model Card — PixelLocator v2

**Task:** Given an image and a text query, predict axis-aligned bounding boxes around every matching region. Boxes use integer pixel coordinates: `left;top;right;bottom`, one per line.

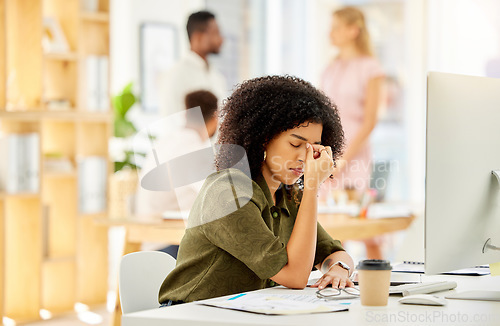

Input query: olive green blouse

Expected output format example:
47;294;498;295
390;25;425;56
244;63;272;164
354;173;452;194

158;168;344;304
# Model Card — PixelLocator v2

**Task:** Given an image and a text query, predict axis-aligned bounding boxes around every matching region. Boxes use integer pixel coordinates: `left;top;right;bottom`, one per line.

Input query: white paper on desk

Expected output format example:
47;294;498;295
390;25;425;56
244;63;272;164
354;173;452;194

393;262;490;276
443;266;490;276
317;204;359;215
317;203;412;218
311;272;422;286
200;293;350;315
392;262;425;273
366;203;412;219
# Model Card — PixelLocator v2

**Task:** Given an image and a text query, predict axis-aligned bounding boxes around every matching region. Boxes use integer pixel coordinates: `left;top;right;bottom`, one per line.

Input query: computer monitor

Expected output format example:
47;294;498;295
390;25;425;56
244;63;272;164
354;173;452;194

425;72;500;295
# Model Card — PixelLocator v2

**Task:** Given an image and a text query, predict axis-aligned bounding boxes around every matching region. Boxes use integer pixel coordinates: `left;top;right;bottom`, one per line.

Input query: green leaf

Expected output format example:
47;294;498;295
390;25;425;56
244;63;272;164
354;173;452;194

114;161;126;172
112;94;125;118
114;160;140;172
114;118;137;138
120;92;136;114
112;82;137;118
123;82;134;94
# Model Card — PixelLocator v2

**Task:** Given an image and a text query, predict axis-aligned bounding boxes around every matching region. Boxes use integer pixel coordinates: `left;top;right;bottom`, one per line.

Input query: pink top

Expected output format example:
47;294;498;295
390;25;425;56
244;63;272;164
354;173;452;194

321;56;384;191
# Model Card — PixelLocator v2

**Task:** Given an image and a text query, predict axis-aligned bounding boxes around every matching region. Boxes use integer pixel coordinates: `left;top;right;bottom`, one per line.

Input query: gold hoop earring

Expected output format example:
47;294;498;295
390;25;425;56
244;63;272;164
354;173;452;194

263;151;267;161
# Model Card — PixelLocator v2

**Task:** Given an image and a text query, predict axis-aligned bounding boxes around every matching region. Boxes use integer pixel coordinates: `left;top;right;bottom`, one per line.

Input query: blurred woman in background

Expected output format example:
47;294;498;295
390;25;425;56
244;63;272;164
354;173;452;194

321;6;385;259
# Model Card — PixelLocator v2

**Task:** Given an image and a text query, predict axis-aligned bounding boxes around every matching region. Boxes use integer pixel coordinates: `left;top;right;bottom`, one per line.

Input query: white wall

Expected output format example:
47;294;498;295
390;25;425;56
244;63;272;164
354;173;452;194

404;0;427;206
305;0;341;85
427;0;500;76
111;0;204;95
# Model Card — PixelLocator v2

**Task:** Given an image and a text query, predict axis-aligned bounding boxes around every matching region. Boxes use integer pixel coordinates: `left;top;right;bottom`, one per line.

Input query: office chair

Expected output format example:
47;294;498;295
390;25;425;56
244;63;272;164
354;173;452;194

119;251;176;314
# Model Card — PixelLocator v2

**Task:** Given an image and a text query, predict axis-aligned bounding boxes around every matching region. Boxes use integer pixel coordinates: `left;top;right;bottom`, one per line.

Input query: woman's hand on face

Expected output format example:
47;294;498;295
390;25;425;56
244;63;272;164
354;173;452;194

311;265;355;290
303;143;335;190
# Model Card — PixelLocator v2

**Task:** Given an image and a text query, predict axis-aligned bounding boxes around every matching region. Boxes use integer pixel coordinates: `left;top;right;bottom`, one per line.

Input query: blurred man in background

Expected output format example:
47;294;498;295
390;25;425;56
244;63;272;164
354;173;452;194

160;11;226;118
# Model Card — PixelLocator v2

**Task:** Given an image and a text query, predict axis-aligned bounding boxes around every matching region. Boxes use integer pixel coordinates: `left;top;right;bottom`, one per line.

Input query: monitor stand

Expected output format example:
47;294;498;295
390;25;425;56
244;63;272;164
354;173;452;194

446;291;500;302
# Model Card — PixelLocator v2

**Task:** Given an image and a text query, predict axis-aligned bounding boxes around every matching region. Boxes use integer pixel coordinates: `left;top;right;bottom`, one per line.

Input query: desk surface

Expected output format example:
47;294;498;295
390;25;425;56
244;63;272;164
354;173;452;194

122;274;500;326
99;213;414;245
102;213;414;326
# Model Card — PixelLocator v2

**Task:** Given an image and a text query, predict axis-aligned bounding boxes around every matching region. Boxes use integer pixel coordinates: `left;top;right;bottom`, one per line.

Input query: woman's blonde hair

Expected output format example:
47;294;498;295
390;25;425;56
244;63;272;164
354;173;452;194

334;6;373;56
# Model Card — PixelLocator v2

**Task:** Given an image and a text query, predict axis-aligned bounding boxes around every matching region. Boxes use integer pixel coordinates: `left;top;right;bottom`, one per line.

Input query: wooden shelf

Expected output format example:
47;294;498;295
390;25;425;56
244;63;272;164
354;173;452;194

42;258;76;312
77;122;111;156
4;196;42;320
0;192;40;199
1;0;111;322
80;11;109;23
43;170;77;178
43;256;76;263
44;52;78;61
0;110;112;121
0;108;45;115
79;211;108;218
0;1;5;111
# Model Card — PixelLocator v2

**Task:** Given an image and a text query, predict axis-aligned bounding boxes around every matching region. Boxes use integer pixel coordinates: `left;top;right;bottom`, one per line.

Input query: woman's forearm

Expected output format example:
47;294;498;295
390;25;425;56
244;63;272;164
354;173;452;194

270;186;319;288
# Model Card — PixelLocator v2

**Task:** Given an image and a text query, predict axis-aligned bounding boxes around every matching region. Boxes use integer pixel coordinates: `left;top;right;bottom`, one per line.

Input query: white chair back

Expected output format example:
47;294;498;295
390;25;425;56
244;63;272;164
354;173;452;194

119;251;176;314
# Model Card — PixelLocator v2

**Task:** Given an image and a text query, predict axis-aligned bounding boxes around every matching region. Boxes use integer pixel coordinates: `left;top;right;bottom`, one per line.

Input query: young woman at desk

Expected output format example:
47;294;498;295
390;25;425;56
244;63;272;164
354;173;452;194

159;76;355;306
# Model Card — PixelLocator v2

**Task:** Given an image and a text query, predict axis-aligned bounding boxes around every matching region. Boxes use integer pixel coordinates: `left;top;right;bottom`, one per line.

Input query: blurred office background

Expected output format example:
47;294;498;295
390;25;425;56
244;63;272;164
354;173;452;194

107;0;500;274
110;0;500;262
112;0;500;205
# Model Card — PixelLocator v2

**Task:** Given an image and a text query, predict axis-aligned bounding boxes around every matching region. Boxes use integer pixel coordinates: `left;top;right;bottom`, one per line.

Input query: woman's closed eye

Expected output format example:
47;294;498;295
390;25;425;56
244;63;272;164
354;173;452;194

290;143;301;148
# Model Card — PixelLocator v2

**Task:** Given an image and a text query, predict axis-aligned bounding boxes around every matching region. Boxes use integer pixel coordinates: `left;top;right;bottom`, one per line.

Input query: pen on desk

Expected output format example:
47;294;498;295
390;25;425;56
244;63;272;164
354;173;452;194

228;293;246;301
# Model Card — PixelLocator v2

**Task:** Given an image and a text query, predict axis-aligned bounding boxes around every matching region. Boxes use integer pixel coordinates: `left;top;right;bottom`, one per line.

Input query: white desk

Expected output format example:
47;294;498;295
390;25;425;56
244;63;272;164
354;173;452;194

122;273;500;326
106;215;415;326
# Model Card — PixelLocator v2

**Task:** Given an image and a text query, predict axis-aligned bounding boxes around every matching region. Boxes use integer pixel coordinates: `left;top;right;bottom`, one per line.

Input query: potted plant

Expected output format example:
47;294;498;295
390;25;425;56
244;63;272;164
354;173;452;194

109;82;144;218
112;82;142;171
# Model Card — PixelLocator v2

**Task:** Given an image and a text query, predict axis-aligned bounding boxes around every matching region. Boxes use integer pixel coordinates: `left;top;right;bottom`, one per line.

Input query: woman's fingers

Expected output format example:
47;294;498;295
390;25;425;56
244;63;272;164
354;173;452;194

338;278;347;289
311;144;322;159
313;275;353;291
318;146;335;177
317;275;342;290
330;276;341;289
312;274;330;290
310;144;324;151
311;277;322;287
316;146;333;162
324;146;333;159
307;145;334;162
304;144;336;185
306;143;314;160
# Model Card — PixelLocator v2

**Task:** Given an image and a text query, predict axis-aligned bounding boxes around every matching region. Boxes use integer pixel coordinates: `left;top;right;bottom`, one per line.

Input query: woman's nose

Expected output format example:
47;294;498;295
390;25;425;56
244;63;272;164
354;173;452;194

297;149;306;163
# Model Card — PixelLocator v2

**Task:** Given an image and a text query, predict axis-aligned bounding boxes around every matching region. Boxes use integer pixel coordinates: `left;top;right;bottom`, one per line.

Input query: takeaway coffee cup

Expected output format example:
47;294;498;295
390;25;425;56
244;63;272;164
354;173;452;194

356;260;392;306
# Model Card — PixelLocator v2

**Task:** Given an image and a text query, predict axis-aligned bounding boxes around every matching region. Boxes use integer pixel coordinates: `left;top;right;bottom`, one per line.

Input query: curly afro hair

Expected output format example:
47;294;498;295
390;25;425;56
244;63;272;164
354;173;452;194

216;75;344;181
